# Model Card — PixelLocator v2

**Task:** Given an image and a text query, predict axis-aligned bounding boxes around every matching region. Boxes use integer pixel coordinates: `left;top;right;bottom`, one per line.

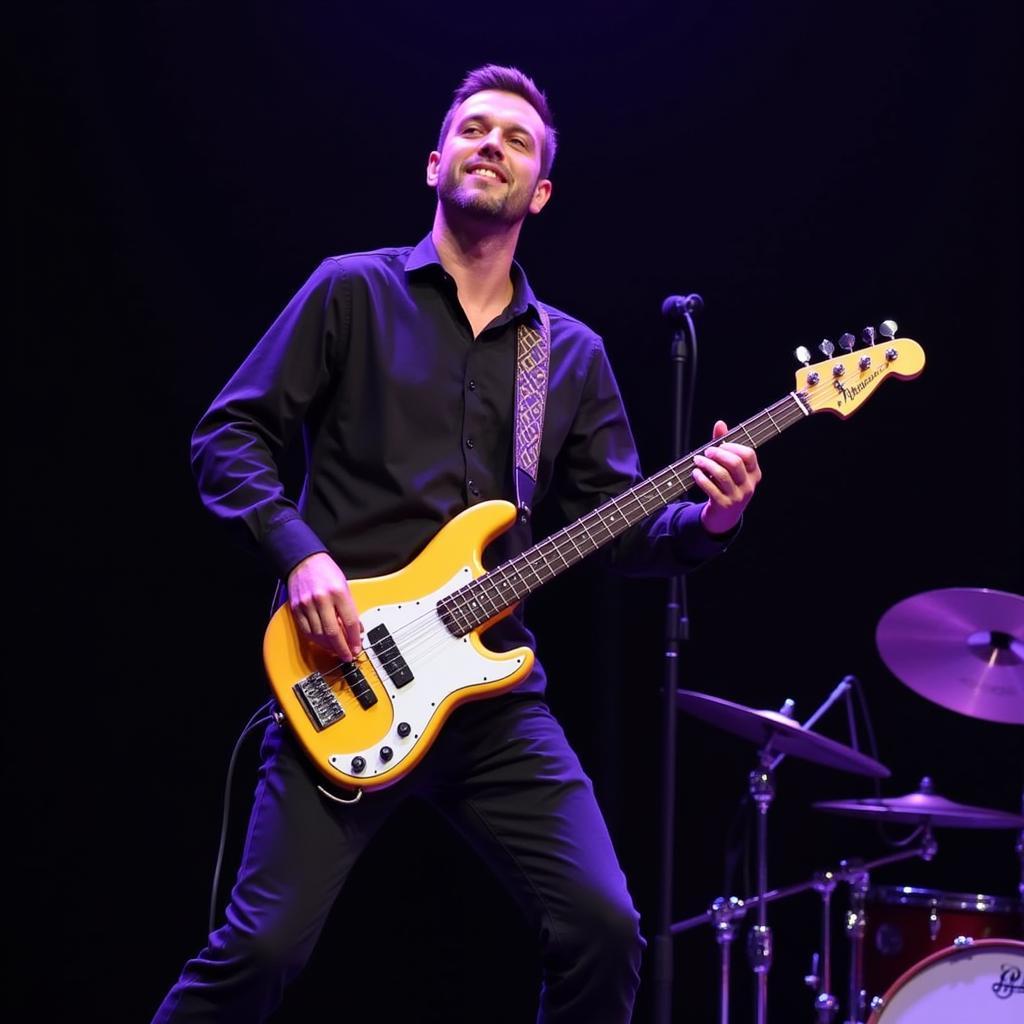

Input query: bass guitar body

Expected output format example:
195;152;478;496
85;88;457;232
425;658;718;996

263;499;533;791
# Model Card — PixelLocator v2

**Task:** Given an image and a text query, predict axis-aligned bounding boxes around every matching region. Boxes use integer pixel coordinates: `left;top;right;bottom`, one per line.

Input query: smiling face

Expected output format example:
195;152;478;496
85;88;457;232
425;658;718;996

427;90;552;225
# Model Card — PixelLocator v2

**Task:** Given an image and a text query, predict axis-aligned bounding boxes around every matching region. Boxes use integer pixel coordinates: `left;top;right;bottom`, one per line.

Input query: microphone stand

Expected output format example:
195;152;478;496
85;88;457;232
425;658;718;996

653;293;703;1024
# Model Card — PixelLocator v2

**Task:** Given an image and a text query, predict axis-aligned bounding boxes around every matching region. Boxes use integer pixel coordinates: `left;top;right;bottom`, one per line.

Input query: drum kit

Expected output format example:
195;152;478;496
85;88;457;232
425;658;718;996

674;587;1024;1023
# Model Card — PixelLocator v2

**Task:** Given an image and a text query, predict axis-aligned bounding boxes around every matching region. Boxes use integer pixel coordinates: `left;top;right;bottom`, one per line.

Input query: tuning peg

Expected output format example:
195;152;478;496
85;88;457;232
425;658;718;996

818;338;835;358
838;332;856;352
794;345;812;366
878;319;898;339
861;326;877;346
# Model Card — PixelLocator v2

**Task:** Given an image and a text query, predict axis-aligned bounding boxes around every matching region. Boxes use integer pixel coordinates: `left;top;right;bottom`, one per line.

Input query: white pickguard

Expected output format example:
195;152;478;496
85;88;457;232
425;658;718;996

327;566;525;780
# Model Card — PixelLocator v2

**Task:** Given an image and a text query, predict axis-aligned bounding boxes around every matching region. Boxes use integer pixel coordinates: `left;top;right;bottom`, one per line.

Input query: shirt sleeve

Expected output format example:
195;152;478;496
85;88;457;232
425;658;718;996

551;334;739;578
190;260;346;580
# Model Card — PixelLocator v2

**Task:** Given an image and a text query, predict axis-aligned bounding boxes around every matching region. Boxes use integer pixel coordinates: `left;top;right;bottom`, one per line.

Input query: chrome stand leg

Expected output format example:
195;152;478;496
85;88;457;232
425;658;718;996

843;865;869;1024
747;753;775;1024
713;896;744;1024
812;871;839;1022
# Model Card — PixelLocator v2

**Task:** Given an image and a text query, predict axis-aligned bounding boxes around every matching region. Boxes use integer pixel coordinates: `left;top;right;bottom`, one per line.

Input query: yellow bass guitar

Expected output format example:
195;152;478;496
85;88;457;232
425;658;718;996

264;334;925;791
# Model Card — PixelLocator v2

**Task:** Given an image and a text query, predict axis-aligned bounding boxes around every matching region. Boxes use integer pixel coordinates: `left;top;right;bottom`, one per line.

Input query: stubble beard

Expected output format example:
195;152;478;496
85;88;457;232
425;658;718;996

438;165;532;226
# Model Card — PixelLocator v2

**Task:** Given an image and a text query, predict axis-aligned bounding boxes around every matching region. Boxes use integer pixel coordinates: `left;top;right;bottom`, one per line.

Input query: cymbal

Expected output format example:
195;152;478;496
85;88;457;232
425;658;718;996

814;776;1024;829
676;690;890;778
876;587;1024;724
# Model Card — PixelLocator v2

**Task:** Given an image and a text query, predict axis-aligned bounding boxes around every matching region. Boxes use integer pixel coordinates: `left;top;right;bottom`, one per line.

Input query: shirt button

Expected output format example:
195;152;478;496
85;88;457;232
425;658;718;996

468;480;480;497
467;380;477;391
465;438;474;449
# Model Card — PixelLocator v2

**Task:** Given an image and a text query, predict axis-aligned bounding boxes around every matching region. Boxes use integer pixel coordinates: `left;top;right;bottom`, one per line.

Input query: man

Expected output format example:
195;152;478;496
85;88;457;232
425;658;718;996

154;65;761;1023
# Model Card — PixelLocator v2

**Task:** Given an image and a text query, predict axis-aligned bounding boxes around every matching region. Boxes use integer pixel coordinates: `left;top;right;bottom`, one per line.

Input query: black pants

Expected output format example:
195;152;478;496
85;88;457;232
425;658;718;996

152;696;644;1022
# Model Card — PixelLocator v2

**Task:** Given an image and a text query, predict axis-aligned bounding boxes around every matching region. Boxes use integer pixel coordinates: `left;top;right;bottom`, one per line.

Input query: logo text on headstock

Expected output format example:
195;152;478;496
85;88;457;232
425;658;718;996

833;363;888;407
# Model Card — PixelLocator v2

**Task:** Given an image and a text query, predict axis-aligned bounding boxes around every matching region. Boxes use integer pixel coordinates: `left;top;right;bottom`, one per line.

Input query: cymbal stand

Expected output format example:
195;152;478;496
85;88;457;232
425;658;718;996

843;863;868;1024
711;896;745;1024
838;827;938;1024
805;871;839;1022
672;829;938;1024
748;749;776;1024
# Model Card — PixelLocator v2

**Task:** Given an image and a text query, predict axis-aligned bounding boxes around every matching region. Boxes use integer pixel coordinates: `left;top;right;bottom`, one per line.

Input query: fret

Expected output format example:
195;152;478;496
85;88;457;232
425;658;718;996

492;567;519;603
563;525;587;562
520;547;550;588
504;558;532;599
632;486;657;516
473;578;503;615
544;533;573;569
444;389;813;635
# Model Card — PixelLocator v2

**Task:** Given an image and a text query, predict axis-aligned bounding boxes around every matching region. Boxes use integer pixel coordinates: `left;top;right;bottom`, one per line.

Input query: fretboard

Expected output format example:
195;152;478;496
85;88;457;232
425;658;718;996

437;391;810;637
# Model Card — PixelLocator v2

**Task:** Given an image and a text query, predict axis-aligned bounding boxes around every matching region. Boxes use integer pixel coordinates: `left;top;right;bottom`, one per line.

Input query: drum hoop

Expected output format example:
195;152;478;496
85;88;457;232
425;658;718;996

866;938;1024;1023
869;885;1023;913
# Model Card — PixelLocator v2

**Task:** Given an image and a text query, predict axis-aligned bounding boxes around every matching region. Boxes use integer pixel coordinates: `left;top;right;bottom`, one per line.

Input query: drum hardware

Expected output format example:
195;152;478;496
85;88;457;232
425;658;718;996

673;834;940;1024
747;749;776;1024
676;685;890;1024
711;896;745;1024
816;782;1024;1021
805;870;840;1022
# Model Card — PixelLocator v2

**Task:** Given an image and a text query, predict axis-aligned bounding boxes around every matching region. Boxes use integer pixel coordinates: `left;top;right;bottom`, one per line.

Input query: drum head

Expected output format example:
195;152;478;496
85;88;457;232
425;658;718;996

869;939;1024;1022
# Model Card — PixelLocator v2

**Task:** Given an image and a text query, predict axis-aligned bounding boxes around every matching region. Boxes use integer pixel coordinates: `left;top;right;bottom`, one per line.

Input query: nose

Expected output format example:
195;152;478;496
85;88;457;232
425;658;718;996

478;127;505;159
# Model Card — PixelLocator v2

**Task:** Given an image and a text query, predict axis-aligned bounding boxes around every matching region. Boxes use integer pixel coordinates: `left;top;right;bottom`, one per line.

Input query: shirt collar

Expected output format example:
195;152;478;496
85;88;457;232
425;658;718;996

406;234;540;322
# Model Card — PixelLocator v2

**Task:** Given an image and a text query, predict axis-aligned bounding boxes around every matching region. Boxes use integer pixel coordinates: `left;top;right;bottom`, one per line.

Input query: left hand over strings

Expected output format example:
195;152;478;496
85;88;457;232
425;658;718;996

694;420;763;536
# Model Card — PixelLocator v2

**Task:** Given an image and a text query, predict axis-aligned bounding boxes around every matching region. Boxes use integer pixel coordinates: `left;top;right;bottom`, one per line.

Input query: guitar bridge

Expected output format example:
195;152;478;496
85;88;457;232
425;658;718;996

294;672;345;731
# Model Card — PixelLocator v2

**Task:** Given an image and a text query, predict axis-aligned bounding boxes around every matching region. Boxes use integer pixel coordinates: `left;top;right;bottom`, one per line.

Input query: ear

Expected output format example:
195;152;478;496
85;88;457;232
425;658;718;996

529;178;553;216
426;151;441;187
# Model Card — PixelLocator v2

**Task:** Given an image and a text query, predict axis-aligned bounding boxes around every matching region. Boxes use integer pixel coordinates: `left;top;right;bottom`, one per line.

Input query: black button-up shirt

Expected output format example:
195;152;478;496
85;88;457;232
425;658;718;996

192;235;732;692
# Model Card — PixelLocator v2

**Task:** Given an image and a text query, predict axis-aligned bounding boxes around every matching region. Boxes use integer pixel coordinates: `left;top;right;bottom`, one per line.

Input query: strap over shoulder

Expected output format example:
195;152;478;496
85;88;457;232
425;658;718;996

512;305;551;522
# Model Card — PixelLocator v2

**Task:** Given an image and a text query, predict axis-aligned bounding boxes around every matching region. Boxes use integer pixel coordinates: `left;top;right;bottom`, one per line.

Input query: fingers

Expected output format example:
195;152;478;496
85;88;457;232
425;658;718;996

335;594;364;658
694;418;763;533
314;592;361;661
695;444;761;492
287;553;364;662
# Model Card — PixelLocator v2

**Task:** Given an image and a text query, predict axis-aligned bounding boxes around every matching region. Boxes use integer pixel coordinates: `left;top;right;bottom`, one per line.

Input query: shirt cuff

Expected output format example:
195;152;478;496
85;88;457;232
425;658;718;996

264;516;330;580
673;501;741;561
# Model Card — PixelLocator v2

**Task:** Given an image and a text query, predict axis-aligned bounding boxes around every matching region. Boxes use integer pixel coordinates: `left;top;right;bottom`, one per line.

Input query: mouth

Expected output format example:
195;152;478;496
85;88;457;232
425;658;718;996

465;163;507;184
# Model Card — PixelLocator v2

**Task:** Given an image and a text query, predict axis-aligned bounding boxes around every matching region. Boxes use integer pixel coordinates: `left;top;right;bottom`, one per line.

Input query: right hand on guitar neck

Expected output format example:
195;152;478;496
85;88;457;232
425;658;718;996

286;552;365;662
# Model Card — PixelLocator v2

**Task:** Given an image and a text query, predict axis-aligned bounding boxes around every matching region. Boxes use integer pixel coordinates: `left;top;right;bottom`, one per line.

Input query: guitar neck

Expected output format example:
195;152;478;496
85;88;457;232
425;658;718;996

437;391;810;636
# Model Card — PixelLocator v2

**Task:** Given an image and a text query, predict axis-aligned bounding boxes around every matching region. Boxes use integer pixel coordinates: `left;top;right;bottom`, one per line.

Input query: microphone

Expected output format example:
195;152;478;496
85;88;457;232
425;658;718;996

661;293;704;325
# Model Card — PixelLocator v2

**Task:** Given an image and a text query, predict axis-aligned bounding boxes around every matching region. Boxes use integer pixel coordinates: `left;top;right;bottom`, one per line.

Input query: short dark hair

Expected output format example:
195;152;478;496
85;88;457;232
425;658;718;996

437;65;558;178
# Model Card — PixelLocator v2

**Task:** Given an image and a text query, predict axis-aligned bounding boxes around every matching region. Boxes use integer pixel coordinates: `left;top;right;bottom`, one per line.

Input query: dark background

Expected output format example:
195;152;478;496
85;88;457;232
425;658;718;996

11;1;1021;1020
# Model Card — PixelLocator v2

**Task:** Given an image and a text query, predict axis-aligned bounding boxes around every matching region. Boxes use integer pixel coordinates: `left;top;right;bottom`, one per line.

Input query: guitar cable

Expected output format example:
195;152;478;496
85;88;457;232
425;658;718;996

208;698;276;934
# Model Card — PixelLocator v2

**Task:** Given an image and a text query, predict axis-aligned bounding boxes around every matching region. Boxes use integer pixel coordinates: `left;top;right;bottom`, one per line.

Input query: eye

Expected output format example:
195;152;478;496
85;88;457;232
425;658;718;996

509;137;528;149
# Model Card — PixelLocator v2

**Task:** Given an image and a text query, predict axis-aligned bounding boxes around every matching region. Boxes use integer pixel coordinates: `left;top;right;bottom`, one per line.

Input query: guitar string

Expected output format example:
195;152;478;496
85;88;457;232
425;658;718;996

316;358;889;669
297;376;873;713
372;398;807;656
308;399;808;692
329;396;807;667
282;363;899;719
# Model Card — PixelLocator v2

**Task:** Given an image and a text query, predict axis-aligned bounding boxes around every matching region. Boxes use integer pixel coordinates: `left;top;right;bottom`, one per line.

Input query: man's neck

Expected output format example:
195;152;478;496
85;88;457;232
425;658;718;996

431;207;522;319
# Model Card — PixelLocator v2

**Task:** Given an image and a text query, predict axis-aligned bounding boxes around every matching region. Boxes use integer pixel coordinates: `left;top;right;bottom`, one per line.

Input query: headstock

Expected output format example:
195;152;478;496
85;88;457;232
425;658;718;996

793;320;925;418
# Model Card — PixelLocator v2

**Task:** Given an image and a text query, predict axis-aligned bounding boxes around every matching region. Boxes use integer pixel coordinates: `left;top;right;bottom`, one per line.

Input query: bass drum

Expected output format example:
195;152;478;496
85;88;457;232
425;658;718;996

867;939;1024;1022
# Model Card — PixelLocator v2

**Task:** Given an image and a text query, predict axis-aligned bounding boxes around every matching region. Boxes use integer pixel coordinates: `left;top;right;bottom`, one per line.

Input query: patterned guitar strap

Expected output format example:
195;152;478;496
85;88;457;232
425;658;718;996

512;305;551;524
